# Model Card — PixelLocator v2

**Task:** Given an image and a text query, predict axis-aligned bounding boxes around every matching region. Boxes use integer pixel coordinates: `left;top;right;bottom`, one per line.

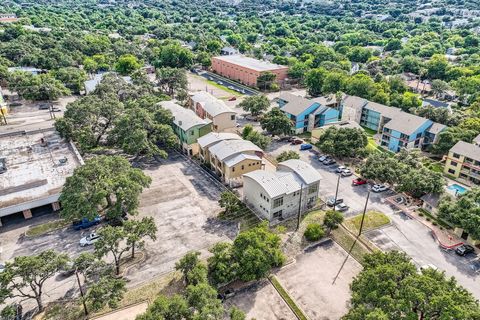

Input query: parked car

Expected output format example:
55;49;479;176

455;244;475;256
419;264;438;272
38;103;51;110
326;197;343;207
79;232;100;247
228;85;235;90
228;96;236;101
318;155;330;162
372;184;388;193
300;143;312;150
341;169;353;177
352;178;367;186
471;260;480;273
291;139;303;145
335;203;349;212
72;216;101;230
323;158;336;165
336;166;346;173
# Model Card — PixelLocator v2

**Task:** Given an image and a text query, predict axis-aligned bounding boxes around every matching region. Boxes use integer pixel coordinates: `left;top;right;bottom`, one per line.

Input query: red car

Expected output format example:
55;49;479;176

291;139;303;145
352;178;367;186
228;96;237;101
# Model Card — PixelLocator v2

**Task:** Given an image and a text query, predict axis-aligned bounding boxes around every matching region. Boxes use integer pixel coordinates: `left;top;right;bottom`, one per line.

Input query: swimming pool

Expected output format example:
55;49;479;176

447;183;468;195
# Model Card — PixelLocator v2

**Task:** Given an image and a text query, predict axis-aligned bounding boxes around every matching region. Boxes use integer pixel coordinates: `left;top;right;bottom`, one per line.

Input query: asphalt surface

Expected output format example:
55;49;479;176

197;70;259;96
267;140;480;299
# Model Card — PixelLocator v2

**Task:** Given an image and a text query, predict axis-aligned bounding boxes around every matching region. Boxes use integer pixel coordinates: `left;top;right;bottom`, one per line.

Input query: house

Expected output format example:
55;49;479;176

7;67;45;76
159;101;212;156
199;133;263;182
84;73;132;94
276;93;339;134
406;79;432;94
0;14;19;23
243;159;322;221
211;55;288;87
420;193;441;215
220;47;238;56
444;138;480;186
422;98;450;109
189;91;237;132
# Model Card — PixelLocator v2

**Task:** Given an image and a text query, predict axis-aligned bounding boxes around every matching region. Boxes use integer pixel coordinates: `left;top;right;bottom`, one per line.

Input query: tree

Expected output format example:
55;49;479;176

115;54;141;75
431;79;450;98
154;42;193;69
276;150;300;162
60;156;152;222
432;127;478;155
136;295;190;320
397;166;444;198
344;251;480;319
185;282;224;319
94;225;130;275
53;67;88;94
304;223;325;241
0;250;68;312
260;108;292;136
231;223;285;281
218;191;242;216
345;73;376;99
10;72;70;101
207;242;237;285
242;125;271;149
316;127;368;158
257;72;277;90
238;95;269;117
323;210;344;231
156;67;188;96
230;307;246;320
125;217;157;258
439;188;480;240
305;67;328;96
175;251;201;284
426;54;449;80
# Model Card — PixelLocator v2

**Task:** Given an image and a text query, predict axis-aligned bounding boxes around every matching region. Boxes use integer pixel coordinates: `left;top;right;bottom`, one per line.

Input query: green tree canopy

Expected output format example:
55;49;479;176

260;108;292;136
316;127;368;158
238;95;270;117
115;54;142;75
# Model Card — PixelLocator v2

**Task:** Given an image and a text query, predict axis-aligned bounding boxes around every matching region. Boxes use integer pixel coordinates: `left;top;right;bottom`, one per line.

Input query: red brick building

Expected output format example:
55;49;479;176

211;55;288;87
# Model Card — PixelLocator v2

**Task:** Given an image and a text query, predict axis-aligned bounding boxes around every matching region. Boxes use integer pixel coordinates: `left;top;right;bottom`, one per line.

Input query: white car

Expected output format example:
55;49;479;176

419;264;438;272
335;203;349;212
341;169;353;177
336;166;346;173
318;155;328;162
372;184;388;193
79;232;100;247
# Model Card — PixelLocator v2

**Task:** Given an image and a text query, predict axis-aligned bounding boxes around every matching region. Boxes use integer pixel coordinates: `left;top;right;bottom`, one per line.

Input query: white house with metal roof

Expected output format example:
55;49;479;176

160;101;212;156
197;132;242;162
189;91;237;132
243;159;322;221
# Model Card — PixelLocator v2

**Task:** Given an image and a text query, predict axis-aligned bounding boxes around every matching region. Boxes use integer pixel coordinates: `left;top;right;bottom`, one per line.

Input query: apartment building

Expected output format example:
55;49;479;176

243;159;322;221
444;138;480;186
160;101;212;156
197;132;263;182
211;55;288;87
189;91;237;132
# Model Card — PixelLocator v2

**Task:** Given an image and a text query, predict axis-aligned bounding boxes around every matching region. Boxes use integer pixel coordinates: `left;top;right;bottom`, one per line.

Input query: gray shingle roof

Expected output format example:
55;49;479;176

160;101;211;132
427;122;447;135
450;141;480;161
383;112;430;136
365;101;401;119
342;95;368;111
278;93;316;116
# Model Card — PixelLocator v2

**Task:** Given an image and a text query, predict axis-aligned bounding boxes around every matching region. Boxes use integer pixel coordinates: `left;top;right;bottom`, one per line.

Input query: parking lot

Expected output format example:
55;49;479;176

224;280;296;320
267;140;480;299
276;240;362;320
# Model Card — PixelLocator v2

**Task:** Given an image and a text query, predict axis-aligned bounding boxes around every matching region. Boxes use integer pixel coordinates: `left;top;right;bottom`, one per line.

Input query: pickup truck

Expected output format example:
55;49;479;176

72;216;101;230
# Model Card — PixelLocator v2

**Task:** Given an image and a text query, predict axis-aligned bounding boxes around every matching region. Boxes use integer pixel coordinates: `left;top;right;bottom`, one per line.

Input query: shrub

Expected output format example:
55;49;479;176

426;217;431;221
418;212;424;217
432;221;438;226
304;223;325;242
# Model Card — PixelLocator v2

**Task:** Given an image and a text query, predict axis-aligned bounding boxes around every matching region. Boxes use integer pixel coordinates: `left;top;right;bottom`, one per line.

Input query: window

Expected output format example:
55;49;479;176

453;153;460;159
231;115;235;120
450;161;458;167
241;165;244;170
273;197;284;208
190;130;195;136
273;210;282;219
308;184;318;194
232;167;235;172
448;169;456;174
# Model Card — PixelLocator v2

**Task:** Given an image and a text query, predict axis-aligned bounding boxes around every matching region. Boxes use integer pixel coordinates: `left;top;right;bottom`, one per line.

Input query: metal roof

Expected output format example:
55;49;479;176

191;91;236;117
450;141;480;161
212;55;288;72
224;153;262;167
243;170;303;198
277;159;322;185
197;132;242;149
160;101;211;132
209;139;262;162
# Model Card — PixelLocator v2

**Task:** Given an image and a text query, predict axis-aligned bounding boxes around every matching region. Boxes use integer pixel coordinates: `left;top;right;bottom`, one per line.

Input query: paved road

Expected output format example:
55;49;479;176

267;141;480;299
198;71;259;96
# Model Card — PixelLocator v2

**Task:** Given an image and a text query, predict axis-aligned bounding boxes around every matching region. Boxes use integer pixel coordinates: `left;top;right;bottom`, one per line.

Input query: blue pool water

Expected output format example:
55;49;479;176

447;183;468;195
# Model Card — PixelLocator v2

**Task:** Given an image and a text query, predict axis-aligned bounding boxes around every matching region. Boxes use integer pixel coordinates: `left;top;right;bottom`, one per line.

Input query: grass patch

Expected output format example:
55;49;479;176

417;208;454;230
206;80;241;96
361;126;377;137
366;137;378;153
344;211;390;233
330;226;374;263
26;219;70;237
269;276;308;320
422;158;444;173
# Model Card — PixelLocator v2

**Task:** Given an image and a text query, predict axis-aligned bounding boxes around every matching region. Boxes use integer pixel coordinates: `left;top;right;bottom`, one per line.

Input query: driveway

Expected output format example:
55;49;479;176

267;141;480;299
276;240;362;320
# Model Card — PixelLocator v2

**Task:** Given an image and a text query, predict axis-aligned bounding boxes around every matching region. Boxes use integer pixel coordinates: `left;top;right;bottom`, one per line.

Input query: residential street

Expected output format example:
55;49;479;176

267;140;480;299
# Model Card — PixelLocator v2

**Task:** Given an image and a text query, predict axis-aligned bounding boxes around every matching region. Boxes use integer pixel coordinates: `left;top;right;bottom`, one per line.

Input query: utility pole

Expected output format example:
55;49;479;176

296;183;304;231
75;268;88;316
332;175;340;211
0;107;7;125
358;190;371;236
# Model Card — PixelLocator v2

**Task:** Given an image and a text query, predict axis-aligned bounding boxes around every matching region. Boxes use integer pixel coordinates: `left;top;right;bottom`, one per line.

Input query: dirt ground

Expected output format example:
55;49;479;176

224;280;296;320
276;240;362;320
92;302;149;320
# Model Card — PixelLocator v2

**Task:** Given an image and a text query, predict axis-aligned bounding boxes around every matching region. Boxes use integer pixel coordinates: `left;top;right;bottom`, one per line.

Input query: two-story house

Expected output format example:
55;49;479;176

243;159;322;221
189;91;237;132
444;137;480;187
160;101;212;156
